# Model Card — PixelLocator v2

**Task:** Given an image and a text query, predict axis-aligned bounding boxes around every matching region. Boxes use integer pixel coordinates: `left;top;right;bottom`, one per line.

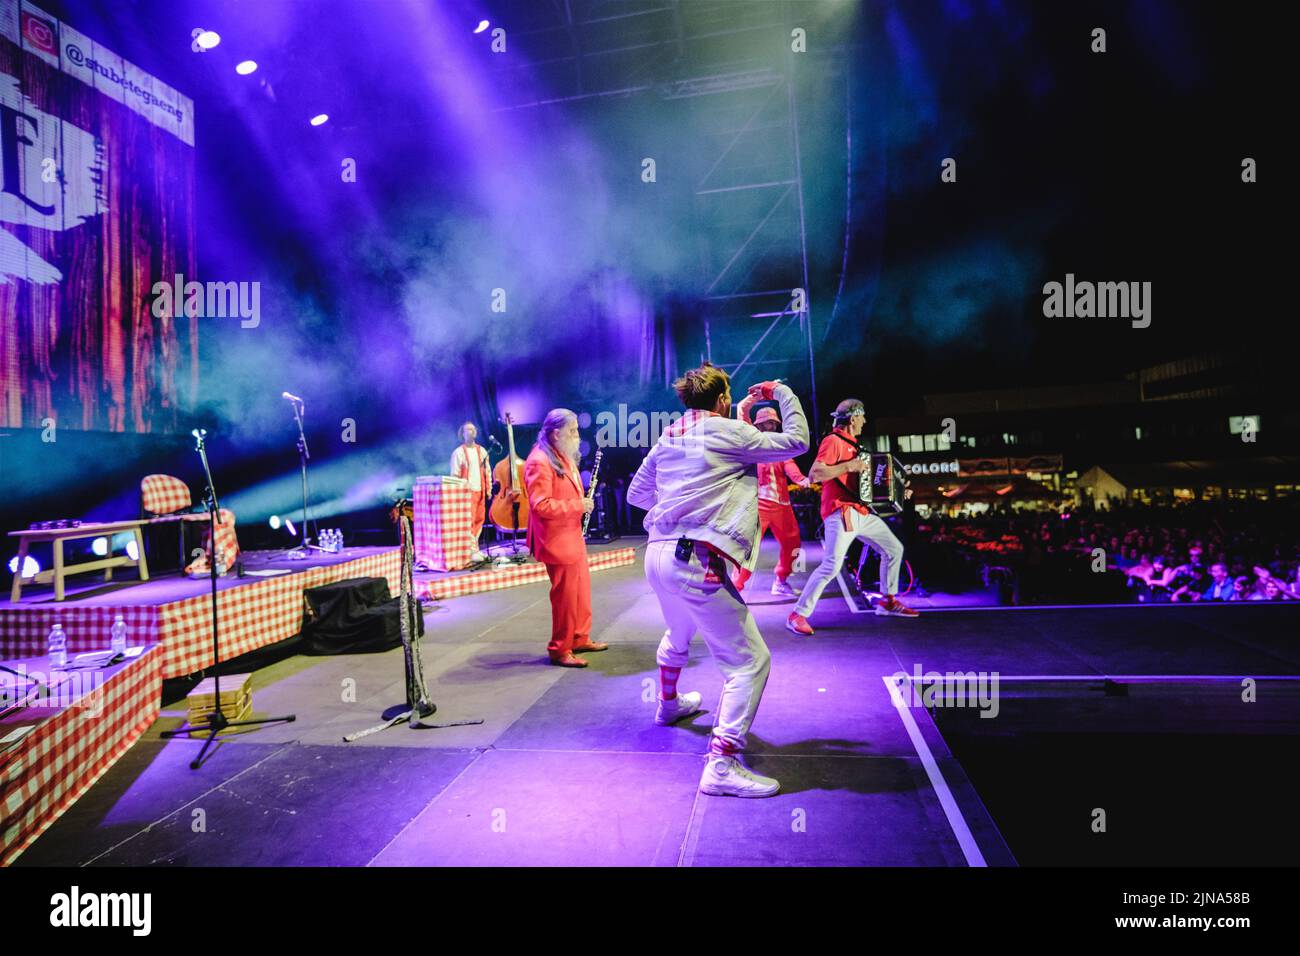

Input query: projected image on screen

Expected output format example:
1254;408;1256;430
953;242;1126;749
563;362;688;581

0;1;196;433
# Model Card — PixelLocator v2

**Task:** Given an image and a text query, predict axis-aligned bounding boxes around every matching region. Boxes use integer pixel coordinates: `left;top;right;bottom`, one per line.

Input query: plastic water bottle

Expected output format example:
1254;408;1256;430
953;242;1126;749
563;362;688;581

48;623;67;670
110;613;128;657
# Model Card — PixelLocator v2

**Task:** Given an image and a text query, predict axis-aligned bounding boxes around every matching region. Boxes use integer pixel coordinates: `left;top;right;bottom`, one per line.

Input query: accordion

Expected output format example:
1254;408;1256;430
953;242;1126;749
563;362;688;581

858;453;907;515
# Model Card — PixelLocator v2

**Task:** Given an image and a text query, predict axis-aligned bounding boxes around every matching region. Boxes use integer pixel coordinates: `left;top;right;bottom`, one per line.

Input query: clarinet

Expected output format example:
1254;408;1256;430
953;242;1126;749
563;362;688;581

582;450;603;537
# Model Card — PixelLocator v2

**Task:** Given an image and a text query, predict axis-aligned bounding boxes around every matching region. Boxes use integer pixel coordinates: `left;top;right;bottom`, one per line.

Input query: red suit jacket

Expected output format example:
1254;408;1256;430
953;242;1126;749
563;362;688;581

524;447;588;566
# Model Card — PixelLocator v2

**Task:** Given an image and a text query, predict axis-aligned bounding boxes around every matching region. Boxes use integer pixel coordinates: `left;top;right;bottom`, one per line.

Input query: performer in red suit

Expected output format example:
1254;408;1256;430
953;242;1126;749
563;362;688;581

451;422;492;562
733;395;809;597
524;408;607;667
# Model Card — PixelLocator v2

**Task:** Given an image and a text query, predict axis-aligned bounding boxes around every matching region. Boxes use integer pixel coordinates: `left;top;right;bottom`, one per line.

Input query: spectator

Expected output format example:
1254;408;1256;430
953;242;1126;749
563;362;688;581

1202;563;1234;601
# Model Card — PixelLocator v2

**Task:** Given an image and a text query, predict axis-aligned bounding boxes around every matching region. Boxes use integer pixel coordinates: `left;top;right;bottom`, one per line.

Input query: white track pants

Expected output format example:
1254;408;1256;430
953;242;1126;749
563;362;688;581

644;539;771;753
794;509;903;618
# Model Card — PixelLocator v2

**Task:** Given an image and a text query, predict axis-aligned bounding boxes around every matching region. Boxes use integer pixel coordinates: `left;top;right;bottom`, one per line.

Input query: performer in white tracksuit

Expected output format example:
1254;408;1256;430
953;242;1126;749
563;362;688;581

628;363;808;798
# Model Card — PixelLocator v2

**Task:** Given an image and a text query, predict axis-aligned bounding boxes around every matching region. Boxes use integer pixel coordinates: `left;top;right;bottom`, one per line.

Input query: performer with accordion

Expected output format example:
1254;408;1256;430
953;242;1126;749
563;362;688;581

787;398;918;636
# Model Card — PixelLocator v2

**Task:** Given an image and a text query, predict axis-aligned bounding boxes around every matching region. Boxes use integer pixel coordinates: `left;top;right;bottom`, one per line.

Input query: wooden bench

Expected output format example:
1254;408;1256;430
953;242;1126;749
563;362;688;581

8;520;151;602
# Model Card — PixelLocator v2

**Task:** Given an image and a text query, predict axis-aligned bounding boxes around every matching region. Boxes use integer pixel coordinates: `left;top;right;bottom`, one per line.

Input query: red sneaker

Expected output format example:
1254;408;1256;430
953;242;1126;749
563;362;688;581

786;612;814;636
874;595;919;617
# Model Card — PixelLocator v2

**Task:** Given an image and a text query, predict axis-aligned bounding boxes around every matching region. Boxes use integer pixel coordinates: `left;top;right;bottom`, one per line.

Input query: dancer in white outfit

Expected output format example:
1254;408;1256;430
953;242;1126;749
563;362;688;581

628;363;808;797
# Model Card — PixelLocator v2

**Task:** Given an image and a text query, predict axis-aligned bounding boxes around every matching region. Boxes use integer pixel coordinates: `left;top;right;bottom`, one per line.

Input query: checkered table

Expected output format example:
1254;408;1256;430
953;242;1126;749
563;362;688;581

1;645;161;866
413;479;477;572
0;548;402;680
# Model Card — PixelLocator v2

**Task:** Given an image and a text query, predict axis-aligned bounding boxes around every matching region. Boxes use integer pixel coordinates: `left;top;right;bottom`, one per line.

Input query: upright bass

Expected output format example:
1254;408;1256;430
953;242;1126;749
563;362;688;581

489;413;530;532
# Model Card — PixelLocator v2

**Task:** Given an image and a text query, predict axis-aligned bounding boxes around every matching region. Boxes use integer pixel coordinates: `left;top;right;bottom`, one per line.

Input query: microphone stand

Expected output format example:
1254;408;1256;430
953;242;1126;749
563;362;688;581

160;430;295;769
286;397;312;560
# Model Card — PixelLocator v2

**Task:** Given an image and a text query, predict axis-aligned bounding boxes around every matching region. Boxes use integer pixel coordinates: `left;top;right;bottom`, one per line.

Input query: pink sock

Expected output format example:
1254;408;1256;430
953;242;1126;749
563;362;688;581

659;665;681;700
709;736;740;757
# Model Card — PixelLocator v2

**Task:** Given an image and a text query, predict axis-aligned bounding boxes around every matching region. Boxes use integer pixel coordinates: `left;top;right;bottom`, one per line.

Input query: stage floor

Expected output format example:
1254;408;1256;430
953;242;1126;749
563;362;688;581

14;537;1300;867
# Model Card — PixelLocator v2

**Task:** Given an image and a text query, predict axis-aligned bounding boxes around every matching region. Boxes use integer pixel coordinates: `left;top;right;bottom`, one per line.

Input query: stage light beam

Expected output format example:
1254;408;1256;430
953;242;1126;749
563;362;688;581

310;113;329;126
195;29;221;50
235;60;258;75
8;555;39;578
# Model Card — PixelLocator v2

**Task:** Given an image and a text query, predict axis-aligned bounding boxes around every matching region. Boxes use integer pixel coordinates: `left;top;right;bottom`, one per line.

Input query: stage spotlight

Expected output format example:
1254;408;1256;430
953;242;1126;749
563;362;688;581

474;20;490;34
91;537;109;557
7;554;39;578
126;539;140;561
195;29;221;50
269;515;282;530
284;518;297;537
309;113;329;126
235;60;258;75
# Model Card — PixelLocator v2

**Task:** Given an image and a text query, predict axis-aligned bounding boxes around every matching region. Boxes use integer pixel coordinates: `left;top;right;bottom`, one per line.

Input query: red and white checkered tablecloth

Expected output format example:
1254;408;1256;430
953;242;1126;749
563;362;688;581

0;549;401;680
0;606;162;661
1;645;161;866
158;548;401;677
425;546;636;600
414;481;476;572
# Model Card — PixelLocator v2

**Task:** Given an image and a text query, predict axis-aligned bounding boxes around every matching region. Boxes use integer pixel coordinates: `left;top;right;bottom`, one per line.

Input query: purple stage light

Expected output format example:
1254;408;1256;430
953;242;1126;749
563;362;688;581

474;20;490;34
310;113;329;126
194;29;221;50
236;60;258;75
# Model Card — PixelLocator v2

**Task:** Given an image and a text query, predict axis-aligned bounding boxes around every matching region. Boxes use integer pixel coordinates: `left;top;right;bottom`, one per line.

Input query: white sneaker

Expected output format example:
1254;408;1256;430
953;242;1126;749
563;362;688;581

770;579;796;597
699;755;780;798
654;691;703;726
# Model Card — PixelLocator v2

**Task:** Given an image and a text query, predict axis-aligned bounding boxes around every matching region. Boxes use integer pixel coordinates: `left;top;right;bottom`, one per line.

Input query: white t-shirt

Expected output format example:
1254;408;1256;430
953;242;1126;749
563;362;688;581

451;443;490;491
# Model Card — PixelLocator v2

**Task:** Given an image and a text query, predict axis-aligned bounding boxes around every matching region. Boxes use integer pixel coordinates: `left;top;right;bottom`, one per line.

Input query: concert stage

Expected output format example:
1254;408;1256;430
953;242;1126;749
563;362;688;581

14;537;1299;867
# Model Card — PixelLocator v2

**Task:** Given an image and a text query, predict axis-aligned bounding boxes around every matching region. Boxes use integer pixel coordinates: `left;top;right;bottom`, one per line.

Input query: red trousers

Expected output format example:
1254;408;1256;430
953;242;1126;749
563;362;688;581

469;491;486;550
545;560;592;659
734;500;802;587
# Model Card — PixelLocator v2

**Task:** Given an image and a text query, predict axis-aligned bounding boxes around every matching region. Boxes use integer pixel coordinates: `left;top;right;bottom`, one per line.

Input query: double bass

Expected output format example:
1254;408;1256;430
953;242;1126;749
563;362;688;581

489;413;530;532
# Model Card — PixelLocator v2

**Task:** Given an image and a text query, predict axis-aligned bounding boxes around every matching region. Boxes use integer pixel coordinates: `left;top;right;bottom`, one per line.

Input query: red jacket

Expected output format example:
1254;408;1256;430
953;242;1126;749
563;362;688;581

524;446;588;565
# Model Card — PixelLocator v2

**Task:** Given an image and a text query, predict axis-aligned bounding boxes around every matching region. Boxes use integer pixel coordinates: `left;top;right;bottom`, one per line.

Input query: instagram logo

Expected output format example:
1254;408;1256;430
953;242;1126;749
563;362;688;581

21;12;58;55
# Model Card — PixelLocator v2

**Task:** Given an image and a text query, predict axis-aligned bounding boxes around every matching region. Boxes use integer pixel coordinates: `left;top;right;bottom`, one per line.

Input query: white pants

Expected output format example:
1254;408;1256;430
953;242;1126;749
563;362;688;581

794;509;903;618
644;539;771;753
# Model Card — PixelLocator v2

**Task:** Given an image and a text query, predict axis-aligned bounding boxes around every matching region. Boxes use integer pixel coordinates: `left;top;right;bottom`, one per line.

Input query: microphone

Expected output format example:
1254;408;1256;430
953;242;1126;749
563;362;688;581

191;428;207;439
282;391;303;404
488;434;503;449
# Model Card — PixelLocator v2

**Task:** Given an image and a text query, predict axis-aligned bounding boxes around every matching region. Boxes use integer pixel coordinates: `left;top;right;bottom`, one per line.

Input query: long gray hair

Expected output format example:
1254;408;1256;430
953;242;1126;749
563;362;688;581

534;408;578;473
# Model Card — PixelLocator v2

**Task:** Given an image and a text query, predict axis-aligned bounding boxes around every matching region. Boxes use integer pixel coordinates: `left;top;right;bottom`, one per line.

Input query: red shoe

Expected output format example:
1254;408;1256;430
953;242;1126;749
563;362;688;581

571;641;609;652
874;595;919;617
550;653;589;667
786;612;814;636
731;572;747;592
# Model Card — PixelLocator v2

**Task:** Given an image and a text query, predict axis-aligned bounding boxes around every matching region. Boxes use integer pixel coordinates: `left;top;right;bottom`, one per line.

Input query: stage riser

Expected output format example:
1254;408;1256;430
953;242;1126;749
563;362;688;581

1;549;401;680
